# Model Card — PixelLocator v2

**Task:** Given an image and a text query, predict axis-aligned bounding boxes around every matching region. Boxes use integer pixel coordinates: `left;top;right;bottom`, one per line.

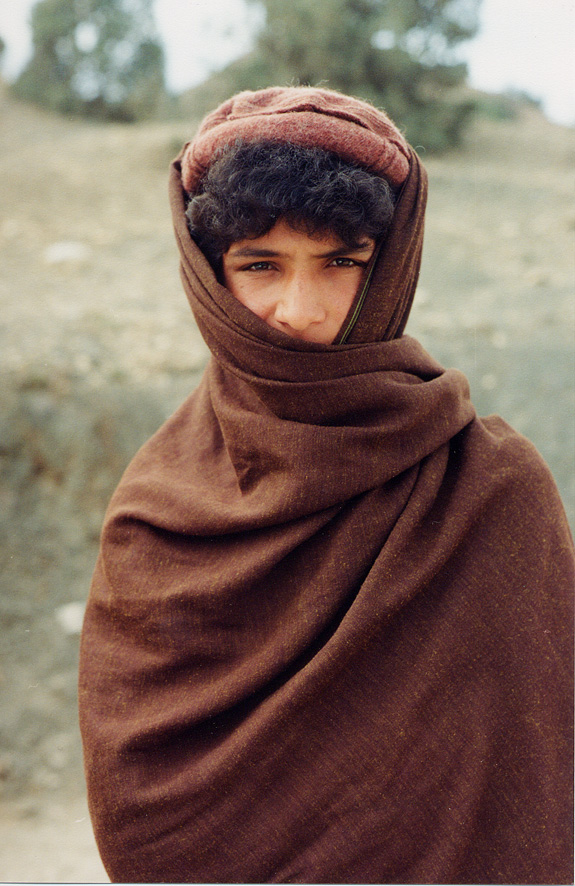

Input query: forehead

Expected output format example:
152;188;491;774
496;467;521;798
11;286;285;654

226;220;373;256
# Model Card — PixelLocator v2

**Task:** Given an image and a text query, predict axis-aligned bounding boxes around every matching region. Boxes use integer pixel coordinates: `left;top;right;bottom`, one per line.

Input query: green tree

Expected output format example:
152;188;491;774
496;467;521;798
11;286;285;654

13;0;165;121
188;0;481;151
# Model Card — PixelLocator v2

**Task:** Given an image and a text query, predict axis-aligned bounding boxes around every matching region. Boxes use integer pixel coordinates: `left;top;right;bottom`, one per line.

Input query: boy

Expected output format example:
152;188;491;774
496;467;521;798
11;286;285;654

80;86;573;884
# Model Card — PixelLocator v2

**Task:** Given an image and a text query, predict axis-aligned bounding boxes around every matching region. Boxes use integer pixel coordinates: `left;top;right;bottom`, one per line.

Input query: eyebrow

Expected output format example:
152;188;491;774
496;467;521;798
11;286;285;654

228;241;373;259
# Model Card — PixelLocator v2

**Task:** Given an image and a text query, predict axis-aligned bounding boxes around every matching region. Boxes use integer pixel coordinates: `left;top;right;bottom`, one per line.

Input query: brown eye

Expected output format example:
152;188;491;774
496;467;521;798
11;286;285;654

331;257;364;268
243;261;274;271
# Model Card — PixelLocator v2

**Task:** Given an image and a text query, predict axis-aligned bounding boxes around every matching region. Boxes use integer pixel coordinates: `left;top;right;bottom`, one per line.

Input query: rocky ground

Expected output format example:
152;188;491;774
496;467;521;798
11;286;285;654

0;82;573;881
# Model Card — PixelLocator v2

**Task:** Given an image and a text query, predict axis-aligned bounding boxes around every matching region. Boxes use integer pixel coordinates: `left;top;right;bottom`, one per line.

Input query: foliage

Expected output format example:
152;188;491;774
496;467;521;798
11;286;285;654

12;0;165;121
474;88;543;122
185;0;481;151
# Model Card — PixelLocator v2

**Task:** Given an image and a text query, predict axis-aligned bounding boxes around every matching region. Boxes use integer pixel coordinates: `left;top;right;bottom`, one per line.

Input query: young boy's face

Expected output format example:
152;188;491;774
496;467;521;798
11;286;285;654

222;220;375;344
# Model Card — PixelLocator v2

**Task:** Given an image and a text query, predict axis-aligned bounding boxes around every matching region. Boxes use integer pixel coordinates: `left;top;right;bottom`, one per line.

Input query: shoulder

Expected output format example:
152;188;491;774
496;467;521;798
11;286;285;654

455;414;573;554
461;413;560;493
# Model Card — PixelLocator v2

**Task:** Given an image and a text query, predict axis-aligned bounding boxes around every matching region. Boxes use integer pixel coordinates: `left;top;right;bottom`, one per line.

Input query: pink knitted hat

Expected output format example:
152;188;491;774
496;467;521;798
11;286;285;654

181;86;411;193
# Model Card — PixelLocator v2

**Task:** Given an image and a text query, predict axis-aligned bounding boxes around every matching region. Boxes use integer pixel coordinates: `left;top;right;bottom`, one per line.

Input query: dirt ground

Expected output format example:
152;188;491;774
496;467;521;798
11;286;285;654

0;82;573;881
0;795;108;881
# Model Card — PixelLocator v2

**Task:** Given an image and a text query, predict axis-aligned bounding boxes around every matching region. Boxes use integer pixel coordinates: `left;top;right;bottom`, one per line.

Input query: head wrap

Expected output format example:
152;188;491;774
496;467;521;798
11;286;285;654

79;87;574;884
181;85;411;193
178;86;426;344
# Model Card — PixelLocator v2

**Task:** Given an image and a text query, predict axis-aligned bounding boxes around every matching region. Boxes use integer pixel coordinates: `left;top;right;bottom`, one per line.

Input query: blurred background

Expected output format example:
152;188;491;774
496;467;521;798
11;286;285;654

0;0;573;880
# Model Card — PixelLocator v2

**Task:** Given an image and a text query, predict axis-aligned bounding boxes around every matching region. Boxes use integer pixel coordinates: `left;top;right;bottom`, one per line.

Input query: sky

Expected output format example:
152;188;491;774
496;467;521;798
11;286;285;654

0;0;574;126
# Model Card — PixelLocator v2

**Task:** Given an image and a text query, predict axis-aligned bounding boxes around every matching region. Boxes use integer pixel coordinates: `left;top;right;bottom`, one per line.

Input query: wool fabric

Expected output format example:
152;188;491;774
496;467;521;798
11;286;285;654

181;86;411;193
79;87;574;884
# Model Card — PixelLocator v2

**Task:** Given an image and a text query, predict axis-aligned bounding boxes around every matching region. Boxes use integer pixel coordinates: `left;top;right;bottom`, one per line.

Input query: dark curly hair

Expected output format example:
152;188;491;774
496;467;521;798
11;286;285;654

186;140;396;272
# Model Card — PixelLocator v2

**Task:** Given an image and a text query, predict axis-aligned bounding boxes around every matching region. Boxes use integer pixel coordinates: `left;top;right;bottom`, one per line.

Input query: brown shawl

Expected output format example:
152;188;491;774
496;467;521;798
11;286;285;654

79;88;574;884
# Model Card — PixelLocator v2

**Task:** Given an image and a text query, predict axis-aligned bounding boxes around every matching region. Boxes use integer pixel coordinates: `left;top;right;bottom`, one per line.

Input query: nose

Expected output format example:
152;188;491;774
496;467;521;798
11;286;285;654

274;274;326;333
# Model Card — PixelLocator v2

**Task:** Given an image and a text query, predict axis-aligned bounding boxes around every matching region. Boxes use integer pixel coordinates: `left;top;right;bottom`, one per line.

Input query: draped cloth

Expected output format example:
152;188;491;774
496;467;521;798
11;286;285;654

79;88;574;884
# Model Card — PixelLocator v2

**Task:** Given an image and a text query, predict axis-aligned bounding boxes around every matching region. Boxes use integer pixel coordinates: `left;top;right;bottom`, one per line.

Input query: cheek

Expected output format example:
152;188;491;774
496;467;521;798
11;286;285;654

224;275;274;318
327;273;363;318
222;271;248;304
